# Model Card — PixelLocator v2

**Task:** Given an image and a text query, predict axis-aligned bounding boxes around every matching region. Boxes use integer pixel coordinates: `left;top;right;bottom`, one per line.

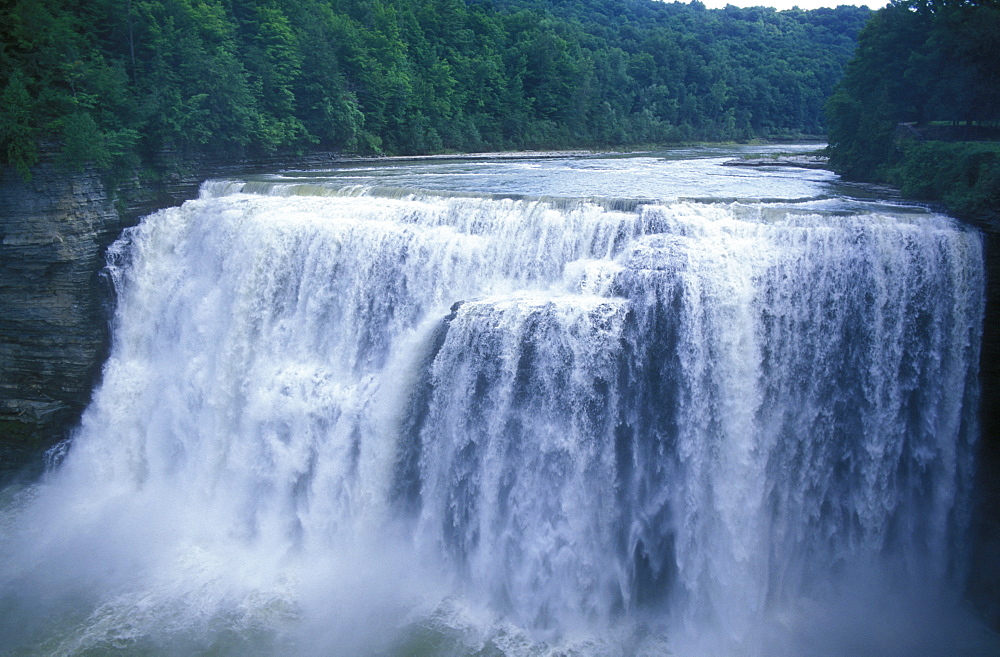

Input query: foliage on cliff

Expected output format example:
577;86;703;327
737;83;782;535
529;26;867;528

890;141;1000;217
1;0;870;174
826;0;1000;217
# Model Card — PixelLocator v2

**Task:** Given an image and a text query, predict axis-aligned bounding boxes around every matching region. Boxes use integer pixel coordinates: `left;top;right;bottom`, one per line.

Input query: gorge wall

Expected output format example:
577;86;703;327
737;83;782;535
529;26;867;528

969;223;1000;627
0;163;124;479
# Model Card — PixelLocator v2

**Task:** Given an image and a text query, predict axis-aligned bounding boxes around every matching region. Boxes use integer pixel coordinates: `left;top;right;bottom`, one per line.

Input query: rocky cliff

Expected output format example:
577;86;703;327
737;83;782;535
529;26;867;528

0;163;124;480
969;223;1000;628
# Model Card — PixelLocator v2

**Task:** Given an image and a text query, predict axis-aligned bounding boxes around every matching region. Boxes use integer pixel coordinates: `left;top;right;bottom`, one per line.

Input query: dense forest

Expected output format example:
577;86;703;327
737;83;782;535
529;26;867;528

1;0;870;177
826;0;1000;217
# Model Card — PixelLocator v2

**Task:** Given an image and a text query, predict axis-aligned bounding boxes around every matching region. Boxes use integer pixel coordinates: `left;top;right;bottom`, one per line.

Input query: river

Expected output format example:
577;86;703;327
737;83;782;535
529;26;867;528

0;146;996;656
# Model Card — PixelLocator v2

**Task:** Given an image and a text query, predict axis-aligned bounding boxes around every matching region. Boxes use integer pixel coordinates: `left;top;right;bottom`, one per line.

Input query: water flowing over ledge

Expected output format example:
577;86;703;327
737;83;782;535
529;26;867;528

0;157;995;656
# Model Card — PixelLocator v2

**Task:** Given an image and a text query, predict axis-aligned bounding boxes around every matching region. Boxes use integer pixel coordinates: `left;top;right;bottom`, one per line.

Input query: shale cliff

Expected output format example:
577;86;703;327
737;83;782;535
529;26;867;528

0;163;124;479
0;158;209;479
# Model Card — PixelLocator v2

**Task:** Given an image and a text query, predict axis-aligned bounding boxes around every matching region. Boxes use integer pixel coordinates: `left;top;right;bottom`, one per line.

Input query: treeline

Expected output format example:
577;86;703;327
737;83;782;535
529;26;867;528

1;0;870;177
826;0;1000;216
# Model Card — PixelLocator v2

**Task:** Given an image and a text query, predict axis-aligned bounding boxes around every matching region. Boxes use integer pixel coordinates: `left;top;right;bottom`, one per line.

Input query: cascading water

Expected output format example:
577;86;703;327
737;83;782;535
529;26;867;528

0;152;995;656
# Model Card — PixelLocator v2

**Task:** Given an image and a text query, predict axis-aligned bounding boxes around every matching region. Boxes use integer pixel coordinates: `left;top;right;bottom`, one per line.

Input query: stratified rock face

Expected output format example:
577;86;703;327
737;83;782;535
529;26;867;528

0;165;124;475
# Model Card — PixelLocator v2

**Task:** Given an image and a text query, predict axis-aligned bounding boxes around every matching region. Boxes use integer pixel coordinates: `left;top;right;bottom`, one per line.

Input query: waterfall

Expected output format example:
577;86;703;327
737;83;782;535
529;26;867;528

0;180;988;656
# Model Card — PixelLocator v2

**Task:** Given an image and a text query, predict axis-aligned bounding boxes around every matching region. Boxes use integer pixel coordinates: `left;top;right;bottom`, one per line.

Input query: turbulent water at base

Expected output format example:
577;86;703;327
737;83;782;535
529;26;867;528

1;148;996;657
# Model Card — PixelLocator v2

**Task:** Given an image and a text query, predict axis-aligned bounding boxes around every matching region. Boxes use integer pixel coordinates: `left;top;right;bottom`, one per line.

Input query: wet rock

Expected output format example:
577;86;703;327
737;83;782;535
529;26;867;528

0;162;126;474
723;154;829;169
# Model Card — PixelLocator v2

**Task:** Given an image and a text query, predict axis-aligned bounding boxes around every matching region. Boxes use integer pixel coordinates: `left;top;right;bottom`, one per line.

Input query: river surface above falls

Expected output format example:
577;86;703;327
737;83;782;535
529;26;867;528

1;145;997;657
224;143;869;202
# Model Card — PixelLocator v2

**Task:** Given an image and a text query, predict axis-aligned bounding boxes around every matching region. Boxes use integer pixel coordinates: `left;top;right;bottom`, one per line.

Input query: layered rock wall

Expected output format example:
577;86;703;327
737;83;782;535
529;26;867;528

0;164;123;478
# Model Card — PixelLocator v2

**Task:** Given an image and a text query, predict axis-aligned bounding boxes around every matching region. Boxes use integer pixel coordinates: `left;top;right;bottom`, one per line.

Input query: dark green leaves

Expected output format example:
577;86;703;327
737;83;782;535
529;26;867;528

2;0;872;174
826;1;1000;215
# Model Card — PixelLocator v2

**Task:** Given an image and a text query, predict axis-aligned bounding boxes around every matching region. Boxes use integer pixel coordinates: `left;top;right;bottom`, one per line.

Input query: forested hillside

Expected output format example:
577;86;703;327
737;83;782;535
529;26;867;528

1;0;870;176
826;0;1000;216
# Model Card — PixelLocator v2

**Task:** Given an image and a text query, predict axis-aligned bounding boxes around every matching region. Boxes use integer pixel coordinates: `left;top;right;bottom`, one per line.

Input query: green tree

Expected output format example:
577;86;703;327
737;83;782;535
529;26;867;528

2;0;873;172
232;1;312;150
827;0;1000;181
0;72;39;178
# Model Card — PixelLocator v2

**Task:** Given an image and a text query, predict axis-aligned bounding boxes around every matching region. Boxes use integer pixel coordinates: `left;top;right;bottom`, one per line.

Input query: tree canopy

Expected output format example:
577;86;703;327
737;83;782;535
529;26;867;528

826;0;1000;181
1;0;871;175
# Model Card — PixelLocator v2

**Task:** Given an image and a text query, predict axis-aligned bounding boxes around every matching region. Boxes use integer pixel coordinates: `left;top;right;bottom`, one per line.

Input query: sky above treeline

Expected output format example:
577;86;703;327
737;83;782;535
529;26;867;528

698;0;880;10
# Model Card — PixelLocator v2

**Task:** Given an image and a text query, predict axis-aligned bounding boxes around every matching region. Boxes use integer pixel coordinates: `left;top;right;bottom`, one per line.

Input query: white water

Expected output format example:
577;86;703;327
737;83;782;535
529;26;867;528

0;153;994;656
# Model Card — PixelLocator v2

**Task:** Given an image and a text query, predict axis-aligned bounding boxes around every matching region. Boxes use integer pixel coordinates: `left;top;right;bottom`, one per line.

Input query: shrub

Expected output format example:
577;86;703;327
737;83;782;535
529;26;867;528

890;141;1000;217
